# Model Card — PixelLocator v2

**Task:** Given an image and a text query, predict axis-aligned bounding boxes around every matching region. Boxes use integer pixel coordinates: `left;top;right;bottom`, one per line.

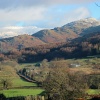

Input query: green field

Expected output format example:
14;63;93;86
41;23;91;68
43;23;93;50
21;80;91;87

87;89;100;95
0;88;100;98
0;77;37;89
12;78;37;87
0;89;44;97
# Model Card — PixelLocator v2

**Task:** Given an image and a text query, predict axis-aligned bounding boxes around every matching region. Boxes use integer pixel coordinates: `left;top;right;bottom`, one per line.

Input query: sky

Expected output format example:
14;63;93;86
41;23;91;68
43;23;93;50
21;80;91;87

0;0;100;38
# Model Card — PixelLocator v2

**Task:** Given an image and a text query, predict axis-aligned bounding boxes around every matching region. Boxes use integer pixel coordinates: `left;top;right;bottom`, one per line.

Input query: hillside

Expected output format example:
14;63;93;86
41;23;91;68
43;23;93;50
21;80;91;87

62;18;100;35
0;31;99;63
32;29;77;43
0;34;45;52
20;32;100;62
33;18;100;43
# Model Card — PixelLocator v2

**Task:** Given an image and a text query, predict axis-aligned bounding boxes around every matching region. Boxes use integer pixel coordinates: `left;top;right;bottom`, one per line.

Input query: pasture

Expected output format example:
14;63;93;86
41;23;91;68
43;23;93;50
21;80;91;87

0;89;44;98
12;78;37;88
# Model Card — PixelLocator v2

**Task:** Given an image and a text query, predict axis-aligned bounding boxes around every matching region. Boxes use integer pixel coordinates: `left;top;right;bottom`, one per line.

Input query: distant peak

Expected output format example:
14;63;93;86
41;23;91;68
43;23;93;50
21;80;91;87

67;18;98;24
62;17;100;29
80;17;98;21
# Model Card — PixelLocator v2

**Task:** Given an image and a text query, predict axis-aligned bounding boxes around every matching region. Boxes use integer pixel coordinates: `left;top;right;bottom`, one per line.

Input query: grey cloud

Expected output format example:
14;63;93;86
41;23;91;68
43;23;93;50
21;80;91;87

0;7;45;21
0;0;98;9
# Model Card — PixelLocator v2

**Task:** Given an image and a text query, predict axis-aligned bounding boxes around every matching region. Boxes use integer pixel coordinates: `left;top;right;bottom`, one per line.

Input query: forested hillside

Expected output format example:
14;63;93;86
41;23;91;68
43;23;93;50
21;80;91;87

0;32;100;63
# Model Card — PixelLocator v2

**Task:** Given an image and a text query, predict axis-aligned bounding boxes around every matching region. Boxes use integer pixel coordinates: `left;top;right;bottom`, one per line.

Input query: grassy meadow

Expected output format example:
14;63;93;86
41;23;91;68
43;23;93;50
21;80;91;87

12;78;37;87
0;89;44;97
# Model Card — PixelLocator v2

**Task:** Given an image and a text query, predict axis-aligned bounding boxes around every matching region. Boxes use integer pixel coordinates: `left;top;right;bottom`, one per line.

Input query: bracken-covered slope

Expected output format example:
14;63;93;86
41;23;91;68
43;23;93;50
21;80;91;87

18;32;100;62
1;31;99;63
0;34;45;52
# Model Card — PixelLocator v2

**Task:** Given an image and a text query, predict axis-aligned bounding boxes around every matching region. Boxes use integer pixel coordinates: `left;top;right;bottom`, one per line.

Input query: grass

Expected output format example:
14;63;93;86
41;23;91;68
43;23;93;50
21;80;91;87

86;89;100;95
1;89;99;98
12;78;37;87
0;89;44;97
0;78;37;89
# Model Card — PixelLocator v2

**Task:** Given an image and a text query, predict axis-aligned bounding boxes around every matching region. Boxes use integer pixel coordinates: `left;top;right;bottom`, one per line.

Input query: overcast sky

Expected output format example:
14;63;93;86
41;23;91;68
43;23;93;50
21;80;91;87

0;0;99;29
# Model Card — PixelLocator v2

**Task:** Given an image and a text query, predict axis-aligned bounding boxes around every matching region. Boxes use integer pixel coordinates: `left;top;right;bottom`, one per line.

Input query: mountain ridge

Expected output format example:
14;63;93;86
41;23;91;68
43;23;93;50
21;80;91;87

0;18;100;52
32;17;100;43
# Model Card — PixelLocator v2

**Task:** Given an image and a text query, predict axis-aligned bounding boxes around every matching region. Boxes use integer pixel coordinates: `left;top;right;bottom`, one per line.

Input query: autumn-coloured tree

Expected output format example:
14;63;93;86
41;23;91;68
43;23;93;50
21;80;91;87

43;61;87;100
